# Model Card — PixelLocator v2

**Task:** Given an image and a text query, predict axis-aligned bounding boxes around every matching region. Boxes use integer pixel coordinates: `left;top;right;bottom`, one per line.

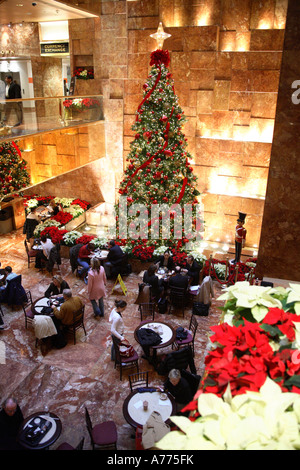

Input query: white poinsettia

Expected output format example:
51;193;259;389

156;378;300;451
218;281;282;322
153;245;170;256
287;283;300;315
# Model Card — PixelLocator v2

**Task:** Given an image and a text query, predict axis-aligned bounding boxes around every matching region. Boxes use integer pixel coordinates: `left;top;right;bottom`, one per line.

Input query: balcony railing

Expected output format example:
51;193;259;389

0;95;104;142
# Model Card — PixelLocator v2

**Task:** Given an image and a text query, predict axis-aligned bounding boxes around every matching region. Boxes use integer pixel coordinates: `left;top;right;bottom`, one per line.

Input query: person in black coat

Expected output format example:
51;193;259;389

5;75;22;126
142;264;163;300
169;266;189;290
44;275;69;298
183;255;200;286
23;207;41;241
156;250;175;271
104;240;124;278
163;369;193;411
0;397;24;450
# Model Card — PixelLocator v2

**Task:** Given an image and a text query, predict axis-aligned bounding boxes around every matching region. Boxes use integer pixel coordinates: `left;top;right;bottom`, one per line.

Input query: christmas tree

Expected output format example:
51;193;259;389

0;141;30;202
115;48;202;254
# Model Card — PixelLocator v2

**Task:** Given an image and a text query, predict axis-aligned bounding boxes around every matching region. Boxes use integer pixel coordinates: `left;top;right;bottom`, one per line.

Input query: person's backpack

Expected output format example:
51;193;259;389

157;297;168;314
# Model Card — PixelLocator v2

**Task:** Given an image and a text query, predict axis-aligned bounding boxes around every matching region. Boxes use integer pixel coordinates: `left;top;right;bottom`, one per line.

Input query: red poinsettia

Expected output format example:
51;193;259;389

262;308;300;342
40;227;68;244
71;198;90;210
132;241;155;261
51;211;73;225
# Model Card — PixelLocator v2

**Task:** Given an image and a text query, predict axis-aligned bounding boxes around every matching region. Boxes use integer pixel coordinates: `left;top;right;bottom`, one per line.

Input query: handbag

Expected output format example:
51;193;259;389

193;302;209;316
119;338;134;357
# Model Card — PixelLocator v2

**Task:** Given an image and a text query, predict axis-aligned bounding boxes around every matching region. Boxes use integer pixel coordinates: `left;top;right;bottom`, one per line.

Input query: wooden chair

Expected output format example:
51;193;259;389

64;306;86;345
24;239;36;268
168;286;187;317
21;290;35;329
174;315;198;356
138;302;155;321
128;371;150;392
56;437;84;450
112;335;139;380
0;304;4;329
85;406;117;450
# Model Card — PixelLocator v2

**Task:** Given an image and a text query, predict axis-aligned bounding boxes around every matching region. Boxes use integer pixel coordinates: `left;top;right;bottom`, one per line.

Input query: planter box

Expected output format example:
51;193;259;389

130;259;152;274
64;213;86;232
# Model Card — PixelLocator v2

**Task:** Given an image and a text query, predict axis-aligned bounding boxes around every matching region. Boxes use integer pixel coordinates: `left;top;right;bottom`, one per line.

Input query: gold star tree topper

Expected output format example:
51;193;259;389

150;22;171;49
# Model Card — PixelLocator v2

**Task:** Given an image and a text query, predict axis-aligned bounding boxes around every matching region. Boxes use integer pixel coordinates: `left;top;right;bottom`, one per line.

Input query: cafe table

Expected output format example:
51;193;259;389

17;411;62;450
134;321;176;365
88;249;109;264
123;388;176;429
32;296;57;315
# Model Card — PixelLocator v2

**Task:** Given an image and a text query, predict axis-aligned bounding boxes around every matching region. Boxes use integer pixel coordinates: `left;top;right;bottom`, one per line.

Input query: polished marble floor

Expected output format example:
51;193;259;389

0;228;273;451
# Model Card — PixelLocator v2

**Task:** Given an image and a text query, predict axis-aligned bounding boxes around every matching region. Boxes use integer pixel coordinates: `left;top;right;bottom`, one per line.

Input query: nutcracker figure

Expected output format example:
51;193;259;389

233;212;247;264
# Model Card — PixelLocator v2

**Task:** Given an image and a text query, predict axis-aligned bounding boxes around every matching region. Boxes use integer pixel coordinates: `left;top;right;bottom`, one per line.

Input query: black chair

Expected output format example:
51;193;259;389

69;243;83;273
64;306;86;345
56;437;85;450
85;406;117;450
112;335;139;380
22;290;34;329
174;315;198;356
128;371;150;392
138;303;155;321
111;254;132;277
0;304;4;328
47;244;61;274
168;286;187;317
2;275;26;307
24;239;37;268
156;346;197;376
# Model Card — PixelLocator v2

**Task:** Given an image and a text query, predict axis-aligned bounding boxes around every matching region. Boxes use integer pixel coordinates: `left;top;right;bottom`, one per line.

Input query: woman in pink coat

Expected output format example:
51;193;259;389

87;257;107;318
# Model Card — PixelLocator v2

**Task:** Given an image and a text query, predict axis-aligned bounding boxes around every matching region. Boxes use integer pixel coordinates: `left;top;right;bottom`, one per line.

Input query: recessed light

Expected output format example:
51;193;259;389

16;3;23;6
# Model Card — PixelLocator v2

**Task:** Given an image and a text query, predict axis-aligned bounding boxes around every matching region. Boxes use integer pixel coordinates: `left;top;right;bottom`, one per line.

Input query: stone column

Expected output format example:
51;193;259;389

256;0;300;281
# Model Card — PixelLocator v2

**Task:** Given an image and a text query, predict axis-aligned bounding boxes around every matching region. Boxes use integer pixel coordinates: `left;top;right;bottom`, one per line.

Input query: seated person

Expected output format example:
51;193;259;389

142;264;163;300
156;250;174;271
44;275;70;298
0;397;24;450
0;266;19;303
23;207;41;241
183;255;200;286
163;369;193;412
47;199;60;216
103;240;124;278
169;266;189;290
52;289;84;327
77;242;95;281
4;266;18;282
35;235;54;269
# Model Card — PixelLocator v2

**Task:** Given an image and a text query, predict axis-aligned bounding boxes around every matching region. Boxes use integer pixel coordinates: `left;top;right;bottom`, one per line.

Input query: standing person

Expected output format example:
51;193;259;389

23;207;41;241
87;257;107;318
233;212;247;264
5;75;22;126
0;397;24;450
109;300;127;361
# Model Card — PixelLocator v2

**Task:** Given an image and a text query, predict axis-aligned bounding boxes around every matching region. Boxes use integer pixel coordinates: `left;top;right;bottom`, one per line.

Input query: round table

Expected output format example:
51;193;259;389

123;389;176;428
134;321;176;365
17;411;62;450
32;296;56;315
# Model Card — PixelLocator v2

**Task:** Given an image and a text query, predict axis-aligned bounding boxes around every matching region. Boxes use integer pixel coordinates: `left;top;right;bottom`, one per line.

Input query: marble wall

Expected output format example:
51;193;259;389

256;0;300;281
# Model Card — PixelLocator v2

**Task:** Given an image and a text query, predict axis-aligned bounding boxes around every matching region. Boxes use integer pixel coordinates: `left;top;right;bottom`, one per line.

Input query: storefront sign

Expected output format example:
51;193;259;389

40;42;69;56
